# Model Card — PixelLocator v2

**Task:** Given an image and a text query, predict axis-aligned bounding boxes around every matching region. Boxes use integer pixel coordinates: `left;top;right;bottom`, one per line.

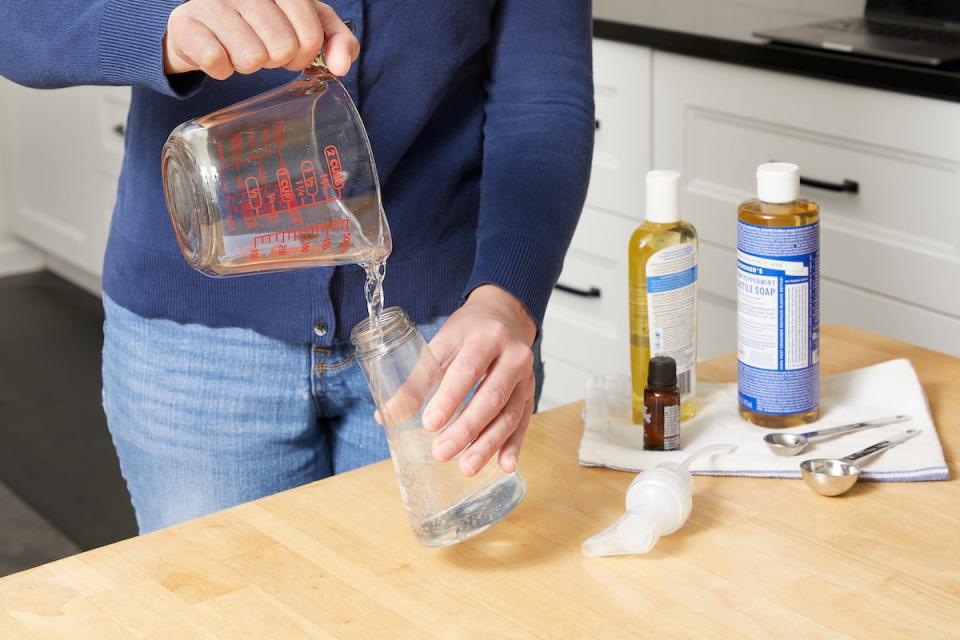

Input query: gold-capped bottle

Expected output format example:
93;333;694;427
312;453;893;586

629;170;698;424
737;163;820;428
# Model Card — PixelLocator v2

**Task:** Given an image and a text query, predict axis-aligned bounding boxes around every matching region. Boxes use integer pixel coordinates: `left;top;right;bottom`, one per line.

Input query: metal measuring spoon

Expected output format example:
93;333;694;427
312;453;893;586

800;429;920;497
763;415;911;456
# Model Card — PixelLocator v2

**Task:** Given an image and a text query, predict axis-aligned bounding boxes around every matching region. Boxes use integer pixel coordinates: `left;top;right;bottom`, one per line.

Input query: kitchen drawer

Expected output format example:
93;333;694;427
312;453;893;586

653;51;960;319
541;206;634;396
586;39;651;220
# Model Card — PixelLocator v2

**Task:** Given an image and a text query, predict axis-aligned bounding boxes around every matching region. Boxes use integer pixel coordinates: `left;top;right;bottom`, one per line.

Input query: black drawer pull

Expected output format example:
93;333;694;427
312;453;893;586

112;123;125;138
555;283;601;298
595;119;600;130
800;176;859;194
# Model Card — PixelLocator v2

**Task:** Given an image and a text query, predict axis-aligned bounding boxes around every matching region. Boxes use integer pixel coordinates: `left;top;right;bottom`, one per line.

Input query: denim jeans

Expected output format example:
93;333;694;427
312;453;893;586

102;295;543;533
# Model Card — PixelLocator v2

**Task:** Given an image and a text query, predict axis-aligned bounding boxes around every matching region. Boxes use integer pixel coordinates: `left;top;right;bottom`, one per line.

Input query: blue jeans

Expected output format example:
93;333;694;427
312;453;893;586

102;295;543;533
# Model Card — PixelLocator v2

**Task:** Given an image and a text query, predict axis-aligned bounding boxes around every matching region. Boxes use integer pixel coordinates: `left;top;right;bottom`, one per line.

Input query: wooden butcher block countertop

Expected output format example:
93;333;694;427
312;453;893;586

1;326;958;639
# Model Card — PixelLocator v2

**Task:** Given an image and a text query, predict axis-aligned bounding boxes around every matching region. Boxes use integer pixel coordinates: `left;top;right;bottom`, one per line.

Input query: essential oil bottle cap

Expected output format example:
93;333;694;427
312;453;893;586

647;356;678;389
756;162;800;204
645;170;681;223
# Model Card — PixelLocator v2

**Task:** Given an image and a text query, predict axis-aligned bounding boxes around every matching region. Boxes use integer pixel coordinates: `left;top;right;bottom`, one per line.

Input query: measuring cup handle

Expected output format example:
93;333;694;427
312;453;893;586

841;430;920;463
806;415;911;438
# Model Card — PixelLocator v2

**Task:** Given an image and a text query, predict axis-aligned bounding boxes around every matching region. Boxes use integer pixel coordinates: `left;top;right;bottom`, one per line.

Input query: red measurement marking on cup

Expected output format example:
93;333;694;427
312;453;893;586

257;126;281;223
250;220;351;256
275;166;304;225
230;133;258;229
271;121;304;225
324;145;344;189
216;143;240;232
317;171;341;203
276;167;294;202
300;160;320;198
245;176;263;211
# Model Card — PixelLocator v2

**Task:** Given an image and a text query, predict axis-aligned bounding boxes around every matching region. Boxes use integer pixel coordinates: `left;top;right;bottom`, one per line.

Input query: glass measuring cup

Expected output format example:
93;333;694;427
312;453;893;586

162;60;391;276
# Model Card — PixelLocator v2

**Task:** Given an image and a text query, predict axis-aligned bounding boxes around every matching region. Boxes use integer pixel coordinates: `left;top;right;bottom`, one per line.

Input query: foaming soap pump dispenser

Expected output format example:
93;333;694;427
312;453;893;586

581;444;737;557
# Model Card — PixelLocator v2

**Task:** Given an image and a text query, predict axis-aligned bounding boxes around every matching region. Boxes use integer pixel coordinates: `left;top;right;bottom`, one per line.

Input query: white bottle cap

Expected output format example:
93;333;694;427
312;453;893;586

645;170;681;223
756;162;800;204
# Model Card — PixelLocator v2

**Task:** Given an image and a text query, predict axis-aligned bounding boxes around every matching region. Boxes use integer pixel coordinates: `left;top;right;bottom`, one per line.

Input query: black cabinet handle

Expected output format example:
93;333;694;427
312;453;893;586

554;283;601;298
595;119;600;130
769;161;859;194
800;176;859;194
112;123;125;138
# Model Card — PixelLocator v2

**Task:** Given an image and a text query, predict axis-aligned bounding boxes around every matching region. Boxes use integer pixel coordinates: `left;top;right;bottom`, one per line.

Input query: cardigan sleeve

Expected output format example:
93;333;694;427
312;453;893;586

0;0;204;97
462;0;595;326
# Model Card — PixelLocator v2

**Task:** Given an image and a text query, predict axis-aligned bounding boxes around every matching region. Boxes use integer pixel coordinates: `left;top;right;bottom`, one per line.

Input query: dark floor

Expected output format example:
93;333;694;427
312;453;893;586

0;271;137;577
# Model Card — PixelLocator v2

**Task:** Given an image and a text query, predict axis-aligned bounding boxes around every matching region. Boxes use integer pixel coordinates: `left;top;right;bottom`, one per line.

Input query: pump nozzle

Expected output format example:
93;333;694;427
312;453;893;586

679;444;738;471
581;512;660;557
583;444;738;558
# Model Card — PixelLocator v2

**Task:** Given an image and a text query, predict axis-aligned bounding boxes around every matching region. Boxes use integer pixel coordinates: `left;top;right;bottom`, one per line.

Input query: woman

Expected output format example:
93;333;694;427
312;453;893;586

0;0;594;533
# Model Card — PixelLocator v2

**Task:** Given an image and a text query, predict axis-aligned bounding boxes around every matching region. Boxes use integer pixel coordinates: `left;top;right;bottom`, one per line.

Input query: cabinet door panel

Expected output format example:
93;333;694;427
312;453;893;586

587;39;651;220
2;81;128;276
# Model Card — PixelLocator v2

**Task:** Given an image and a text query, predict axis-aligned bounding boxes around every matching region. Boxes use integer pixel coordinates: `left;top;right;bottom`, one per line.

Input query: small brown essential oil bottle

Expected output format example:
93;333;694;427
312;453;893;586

644;356;681;451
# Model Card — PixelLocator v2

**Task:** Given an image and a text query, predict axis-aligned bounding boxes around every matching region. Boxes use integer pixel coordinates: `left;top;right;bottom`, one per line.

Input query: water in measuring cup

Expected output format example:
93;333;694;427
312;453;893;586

390;427;527;547
211;197;387;275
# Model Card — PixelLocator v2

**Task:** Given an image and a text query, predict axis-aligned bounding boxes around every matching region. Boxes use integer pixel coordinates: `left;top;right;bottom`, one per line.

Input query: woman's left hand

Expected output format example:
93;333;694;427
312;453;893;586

422;284;537;477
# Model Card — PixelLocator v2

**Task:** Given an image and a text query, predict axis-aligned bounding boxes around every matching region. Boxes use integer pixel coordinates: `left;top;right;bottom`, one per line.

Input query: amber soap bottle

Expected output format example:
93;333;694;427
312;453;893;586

643;356;681;451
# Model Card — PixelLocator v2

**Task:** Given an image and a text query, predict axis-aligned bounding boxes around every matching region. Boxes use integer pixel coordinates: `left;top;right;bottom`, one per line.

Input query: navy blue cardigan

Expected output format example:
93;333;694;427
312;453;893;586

0;1;595;344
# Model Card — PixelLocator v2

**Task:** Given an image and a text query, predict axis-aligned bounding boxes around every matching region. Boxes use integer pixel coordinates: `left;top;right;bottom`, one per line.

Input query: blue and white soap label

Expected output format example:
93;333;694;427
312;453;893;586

646;243;697;402
737;221;819;414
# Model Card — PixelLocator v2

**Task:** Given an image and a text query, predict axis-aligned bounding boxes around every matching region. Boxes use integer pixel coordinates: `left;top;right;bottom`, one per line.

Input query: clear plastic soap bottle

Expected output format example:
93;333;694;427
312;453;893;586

737;163;820;428
351;307;526;547
629;170;698;424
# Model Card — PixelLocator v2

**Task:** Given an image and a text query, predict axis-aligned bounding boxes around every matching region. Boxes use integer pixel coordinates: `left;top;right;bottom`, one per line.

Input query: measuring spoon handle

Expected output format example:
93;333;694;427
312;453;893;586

841;429;921;463
805;414;911;439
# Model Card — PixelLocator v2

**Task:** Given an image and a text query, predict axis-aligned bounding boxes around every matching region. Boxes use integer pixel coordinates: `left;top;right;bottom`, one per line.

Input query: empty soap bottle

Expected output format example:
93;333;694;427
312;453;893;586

644;356;680;451
737;163;820;428
629;170;698;425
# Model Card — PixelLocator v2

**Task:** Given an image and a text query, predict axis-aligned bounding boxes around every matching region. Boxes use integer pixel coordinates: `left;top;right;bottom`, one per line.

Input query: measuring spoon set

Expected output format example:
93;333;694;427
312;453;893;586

760;415;919;496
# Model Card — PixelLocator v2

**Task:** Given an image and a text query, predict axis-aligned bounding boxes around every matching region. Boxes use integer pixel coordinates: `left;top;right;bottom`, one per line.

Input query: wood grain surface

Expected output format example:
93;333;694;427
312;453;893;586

1;326;957;639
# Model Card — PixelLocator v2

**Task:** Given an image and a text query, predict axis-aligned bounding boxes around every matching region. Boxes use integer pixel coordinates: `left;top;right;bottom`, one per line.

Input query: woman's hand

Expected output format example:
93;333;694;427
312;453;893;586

423;285;538;477
163;0;359;80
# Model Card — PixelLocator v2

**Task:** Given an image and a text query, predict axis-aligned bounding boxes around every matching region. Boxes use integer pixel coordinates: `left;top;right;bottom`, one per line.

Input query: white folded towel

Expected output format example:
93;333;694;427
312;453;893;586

578;359;948;481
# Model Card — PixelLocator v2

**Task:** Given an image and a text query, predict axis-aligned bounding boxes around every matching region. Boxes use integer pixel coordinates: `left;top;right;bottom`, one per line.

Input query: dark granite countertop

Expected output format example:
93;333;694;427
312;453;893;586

593;0;960;103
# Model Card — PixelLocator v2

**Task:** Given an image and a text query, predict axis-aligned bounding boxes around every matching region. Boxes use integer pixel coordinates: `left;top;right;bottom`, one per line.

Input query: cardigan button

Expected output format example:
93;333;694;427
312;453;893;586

344;20;356;34
313;321;329;337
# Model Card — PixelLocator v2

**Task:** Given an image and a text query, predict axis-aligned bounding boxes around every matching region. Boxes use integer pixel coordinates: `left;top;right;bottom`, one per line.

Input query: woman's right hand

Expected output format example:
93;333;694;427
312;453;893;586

163;0;359;80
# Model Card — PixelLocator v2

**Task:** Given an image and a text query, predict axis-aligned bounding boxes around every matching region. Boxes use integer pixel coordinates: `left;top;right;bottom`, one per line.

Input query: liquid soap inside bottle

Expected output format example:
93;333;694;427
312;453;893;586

737;163;820;428
629;171;698;424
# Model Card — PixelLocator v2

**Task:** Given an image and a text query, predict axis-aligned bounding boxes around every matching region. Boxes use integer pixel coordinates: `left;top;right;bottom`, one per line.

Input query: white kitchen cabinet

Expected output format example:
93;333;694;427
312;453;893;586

652;51;960;357
585;39;652;222
539;40;651;410
0;81;128;279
